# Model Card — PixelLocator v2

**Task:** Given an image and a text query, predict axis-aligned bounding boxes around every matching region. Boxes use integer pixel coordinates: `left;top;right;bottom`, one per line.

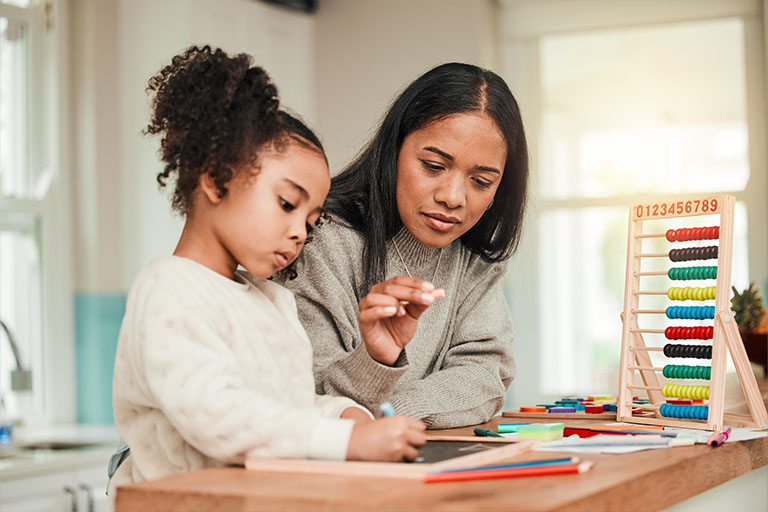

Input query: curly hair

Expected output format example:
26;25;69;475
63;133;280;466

144;45;281;214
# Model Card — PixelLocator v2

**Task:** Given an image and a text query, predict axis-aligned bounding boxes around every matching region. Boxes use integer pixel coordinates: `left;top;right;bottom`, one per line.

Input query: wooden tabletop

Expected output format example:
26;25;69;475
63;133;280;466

115;380;768;512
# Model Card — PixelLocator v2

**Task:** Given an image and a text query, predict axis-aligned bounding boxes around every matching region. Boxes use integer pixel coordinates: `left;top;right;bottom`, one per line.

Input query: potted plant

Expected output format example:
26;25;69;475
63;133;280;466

731;282;768;375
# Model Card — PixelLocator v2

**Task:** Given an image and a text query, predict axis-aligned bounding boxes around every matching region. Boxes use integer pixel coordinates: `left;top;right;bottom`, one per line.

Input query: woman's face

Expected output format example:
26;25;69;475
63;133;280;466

396;112;506;248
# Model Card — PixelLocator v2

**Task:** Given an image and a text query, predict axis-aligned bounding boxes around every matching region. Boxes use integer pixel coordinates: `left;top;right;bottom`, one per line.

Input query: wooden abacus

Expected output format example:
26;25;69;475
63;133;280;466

617;194;768;431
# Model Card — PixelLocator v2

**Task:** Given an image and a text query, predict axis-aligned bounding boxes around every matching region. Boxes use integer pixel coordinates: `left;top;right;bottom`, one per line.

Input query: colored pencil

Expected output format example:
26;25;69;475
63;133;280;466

707;427;731;447
563;427;678;438
431;457;579;474
423;461;594;483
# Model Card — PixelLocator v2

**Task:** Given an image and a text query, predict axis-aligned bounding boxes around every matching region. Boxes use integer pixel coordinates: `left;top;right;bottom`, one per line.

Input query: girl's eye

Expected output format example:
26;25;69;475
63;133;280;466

280;198;296;212
421;161;444;172
472;177;492;189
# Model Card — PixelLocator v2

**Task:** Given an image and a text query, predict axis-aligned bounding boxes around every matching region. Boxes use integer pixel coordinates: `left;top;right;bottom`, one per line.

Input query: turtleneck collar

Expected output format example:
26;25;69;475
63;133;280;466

390;226;442;269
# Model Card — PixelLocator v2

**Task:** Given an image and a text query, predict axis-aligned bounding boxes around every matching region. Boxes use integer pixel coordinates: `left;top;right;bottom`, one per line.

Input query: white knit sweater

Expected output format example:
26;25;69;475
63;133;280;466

111;256;368;487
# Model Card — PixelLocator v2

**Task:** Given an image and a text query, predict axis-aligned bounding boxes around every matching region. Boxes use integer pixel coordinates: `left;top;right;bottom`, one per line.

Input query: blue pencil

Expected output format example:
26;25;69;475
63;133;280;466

379;402;395;417
429;457;578;474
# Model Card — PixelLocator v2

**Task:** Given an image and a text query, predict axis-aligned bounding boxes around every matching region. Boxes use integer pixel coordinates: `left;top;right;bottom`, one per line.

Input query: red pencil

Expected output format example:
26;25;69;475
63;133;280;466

423;461;594;483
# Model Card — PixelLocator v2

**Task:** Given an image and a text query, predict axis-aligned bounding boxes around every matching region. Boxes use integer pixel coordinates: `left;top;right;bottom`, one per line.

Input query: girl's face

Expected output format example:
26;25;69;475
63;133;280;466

210;140;330;279
395;113;506;248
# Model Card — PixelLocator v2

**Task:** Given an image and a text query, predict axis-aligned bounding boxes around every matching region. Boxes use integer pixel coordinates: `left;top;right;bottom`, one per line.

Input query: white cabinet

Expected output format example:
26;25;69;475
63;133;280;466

1;471;80;512
0;447;114;512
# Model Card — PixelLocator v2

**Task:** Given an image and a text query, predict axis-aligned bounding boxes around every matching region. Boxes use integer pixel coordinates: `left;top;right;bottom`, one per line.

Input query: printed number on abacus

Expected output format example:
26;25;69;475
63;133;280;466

634;198;719;219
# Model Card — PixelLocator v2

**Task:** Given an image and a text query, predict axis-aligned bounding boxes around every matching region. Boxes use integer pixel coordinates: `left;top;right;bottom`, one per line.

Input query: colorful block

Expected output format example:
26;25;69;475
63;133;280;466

517;423;564;441
549;407;576;413
497;424;529;433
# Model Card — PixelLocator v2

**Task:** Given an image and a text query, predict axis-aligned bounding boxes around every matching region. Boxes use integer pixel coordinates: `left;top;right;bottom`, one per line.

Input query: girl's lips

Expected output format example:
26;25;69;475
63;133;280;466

275;252;290;267
423;213;458;232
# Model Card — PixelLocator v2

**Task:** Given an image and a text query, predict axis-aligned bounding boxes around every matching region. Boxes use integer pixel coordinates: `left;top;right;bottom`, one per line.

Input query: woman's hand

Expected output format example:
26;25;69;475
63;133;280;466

346;416;427;462
358;276;445;366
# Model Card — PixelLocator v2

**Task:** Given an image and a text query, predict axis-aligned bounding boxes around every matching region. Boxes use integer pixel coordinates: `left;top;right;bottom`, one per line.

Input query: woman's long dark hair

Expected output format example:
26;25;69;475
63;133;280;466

327;62;529;293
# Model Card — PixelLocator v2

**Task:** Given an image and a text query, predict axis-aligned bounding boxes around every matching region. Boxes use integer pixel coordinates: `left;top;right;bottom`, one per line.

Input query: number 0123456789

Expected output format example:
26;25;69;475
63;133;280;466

633;197;720;220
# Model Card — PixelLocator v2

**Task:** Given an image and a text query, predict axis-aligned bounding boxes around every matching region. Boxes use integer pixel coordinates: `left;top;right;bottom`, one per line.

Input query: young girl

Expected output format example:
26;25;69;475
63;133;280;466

108;46;426;502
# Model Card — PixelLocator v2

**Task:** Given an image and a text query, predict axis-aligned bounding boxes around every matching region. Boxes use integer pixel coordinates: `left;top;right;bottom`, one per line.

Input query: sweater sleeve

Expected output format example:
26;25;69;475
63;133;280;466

276;224;409;415
133;275;354;462
388;261;515;429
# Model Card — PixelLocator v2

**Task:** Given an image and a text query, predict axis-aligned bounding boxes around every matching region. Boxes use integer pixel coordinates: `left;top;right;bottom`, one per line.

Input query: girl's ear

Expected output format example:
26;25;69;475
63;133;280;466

199;172;223;205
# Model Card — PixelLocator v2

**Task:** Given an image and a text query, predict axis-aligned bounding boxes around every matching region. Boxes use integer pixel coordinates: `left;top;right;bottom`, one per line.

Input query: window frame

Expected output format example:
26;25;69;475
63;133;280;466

0;0;74;425
499;0;767;407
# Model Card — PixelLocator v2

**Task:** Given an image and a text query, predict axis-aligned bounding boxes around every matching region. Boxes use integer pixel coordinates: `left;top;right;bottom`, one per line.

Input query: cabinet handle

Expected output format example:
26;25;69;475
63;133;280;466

62;486;78;512
79;483;95;512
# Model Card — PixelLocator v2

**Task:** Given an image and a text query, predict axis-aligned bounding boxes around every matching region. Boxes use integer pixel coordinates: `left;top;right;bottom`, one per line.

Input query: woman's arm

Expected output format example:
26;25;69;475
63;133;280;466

277;224;414;414
285;263;410;413
388;263;515;429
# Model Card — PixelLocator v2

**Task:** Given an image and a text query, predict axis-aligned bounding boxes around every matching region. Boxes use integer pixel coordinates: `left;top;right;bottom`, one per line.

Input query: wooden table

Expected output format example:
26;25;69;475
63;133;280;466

115;384;768;512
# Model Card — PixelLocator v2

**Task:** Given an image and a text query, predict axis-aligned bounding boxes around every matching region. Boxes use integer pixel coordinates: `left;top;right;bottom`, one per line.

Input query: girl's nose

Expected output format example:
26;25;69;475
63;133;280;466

288;219;307;243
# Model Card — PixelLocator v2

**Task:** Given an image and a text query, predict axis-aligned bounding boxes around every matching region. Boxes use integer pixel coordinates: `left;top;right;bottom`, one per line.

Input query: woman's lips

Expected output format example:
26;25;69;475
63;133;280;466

423;213;459;232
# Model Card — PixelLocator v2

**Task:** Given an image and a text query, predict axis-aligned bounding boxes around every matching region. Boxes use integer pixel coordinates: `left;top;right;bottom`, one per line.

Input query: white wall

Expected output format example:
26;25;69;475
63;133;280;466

314;0;499;174
72;0;315;290
73;0;503;289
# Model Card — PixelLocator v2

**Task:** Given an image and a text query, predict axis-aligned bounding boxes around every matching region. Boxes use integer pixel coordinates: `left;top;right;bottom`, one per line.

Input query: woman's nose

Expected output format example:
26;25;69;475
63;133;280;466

433;174;465;209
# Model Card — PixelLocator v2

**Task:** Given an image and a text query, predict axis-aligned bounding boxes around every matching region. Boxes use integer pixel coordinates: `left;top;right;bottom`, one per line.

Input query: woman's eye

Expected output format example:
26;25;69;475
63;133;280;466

280;198;296;212
472;177;492;189
421;161;444;172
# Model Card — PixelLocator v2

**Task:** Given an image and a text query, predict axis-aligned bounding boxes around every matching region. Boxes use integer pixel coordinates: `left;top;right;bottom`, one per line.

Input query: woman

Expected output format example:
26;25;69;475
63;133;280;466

277;62;528;429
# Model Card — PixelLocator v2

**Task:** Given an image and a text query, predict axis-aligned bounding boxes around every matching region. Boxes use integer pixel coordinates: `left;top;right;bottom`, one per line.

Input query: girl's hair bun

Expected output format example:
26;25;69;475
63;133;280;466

145;45;281;214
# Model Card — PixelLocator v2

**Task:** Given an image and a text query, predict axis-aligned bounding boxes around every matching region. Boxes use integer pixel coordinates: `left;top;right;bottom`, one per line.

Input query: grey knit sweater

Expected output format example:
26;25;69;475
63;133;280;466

275;216;516;429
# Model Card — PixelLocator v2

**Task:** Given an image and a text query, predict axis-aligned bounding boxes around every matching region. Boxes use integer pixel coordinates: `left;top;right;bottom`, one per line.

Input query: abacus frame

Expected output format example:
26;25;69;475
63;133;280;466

617;194;768;431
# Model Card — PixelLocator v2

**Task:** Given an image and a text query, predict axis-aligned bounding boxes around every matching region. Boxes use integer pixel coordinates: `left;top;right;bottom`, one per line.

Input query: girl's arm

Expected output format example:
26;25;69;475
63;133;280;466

141;315;352;462
121;271;355;463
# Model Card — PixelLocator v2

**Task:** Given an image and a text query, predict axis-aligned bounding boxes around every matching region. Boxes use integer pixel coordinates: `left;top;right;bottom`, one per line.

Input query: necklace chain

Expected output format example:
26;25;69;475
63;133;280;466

392;238;443;285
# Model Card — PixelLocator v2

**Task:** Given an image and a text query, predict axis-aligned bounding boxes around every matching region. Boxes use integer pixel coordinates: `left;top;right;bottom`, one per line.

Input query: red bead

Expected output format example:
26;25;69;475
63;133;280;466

666;229;676;242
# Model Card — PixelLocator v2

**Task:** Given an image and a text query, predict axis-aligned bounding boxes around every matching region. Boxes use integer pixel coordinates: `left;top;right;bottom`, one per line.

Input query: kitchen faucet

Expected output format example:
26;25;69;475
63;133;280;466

0;319;32;391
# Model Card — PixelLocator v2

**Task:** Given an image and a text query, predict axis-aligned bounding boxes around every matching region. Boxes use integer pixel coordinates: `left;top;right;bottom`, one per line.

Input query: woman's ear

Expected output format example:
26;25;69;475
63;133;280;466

199;172;223;205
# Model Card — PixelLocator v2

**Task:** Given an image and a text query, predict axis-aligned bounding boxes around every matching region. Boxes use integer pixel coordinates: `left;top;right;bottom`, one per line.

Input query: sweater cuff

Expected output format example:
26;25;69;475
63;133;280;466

335;343;409;403
308;417;354;460
389;392;432;423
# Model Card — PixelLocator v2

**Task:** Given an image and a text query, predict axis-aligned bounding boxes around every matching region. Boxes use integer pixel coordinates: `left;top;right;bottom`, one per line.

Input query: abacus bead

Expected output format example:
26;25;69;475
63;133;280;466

666;229;676;242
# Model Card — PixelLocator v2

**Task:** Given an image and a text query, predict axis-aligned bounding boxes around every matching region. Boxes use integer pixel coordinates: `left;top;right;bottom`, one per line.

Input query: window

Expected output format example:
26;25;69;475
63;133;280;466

0;0;71;424
500;1;767;406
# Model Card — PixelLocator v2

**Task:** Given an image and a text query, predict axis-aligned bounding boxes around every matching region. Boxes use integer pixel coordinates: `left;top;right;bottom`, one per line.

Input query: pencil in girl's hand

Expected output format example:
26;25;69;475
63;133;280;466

423;461;594;483
379;402;395;417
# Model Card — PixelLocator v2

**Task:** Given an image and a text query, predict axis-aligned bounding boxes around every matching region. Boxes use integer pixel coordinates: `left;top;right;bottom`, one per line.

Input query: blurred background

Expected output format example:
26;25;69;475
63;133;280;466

1;0;766;431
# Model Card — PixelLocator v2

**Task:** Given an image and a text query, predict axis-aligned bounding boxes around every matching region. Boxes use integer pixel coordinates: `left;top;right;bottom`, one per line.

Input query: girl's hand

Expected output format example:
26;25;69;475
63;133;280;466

340;406;374;424
346;416;427;462
358;276;445;366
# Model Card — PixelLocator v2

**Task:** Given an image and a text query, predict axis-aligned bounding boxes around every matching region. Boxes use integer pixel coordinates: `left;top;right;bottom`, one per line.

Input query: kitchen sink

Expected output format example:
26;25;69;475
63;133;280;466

19;441;100;450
